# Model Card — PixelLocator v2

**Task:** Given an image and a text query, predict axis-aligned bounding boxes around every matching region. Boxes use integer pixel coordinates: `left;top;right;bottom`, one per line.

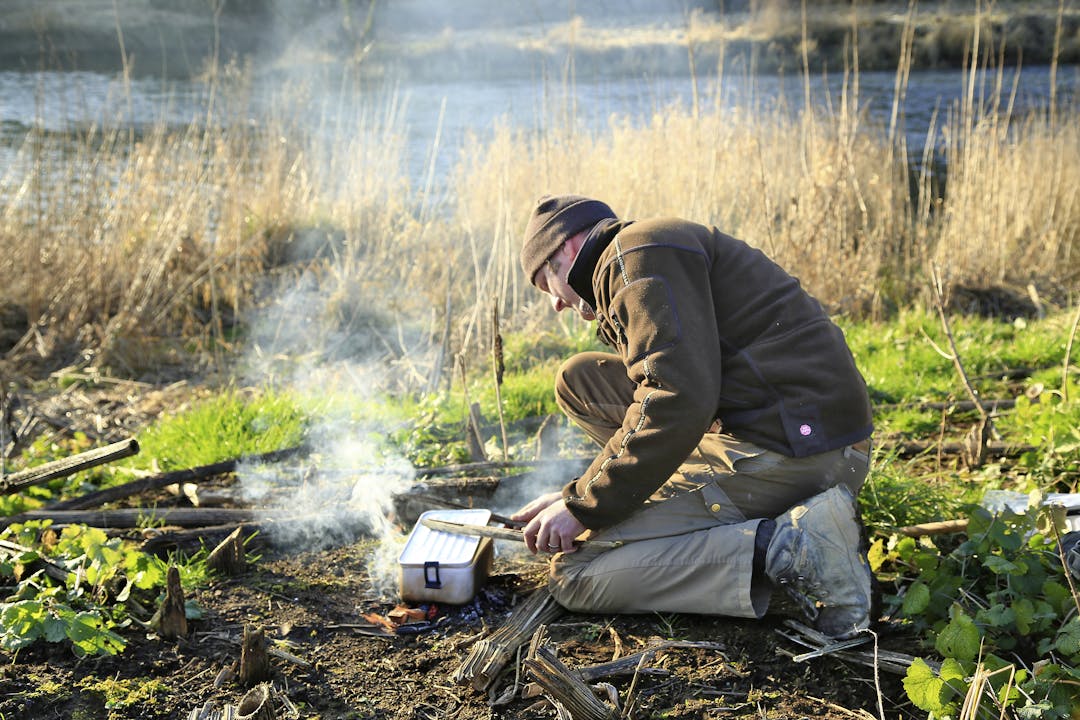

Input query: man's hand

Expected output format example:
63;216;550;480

512;491;587;554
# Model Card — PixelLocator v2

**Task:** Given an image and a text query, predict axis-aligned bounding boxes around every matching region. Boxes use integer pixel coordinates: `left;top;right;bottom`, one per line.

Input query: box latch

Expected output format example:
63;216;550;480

423;561;442;589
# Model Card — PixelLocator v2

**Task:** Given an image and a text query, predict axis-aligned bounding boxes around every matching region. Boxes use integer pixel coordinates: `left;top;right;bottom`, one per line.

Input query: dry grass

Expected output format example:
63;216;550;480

1;25;1078;382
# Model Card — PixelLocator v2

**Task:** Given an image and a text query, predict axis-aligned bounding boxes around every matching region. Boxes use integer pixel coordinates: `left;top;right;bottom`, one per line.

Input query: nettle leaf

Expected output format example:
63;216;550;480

42;614;68;643
1042;580;1072;616
65;611;125;657
936;611;981;663
1013;598;1036;635
904;658;953;713
902;581;931;616
977;603;1015;629
983;554;1022;575
0;600;46;644
1054;617;1080;660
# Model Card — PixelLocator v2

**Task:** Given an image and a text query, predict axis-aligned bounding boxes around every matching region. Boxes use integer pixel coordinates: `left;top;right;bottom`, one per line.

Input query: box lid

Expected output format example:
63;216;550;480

398;509;492;567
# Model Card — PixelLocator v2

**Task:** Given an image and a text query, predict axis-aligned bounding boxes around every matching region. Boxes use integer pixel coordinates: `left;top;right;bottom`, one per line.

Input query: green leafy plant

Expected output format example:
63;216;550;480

0;520;203;657
872;497;1080;718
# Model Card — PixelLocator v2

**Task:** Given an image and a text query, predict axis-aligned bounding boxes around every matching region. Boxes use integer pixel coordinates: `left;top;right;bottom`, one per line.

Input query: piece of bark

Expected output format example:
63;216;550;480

0;437;140;494
157;565;188;639
524;625;619;720
207;527;248;575
45;444;309;511
239;625;271;687
236;683;276;720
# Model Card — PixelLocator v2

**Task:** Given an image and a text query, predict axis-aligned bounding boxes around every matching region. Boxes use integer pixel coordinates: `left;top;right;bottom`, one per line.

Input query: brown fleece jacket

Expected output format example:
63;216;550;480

562;217;874;529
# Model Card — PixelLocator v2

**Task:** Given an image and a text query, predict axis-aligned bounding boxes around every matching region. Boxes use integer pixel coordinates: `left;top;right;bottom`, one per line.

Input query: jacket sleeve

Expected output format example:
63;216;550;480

563;240;723;529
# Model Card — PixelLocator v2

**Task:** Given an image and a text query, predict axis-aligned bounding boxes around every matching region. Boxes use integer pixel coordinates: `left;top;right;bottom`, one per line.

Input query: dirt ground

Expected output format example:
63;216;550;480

0;538;923;720
0;380;927;720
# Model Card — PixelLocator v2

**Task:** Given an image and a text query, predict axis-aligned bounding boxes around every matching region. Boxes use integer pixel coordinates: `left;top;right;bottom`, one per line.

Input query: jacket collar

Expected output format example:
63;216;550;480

568;218;623;309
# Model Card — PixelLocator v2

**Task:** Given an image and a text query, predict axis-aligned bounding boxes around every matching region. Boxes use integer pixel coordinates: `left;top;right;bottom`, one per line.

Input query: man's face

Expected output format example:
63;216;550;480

534;242;595;321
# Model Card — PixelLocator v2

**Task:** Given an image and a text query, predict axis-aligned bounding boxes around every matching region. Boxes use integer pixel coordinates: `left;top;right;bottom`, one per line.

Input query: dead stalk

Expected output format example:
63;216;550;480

1063;301;1080;402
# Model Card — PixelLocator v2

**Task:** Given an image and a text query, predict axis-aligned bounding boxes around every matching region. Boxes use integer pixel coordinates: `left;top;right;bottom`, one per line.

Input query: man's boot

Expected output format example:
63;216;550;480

765;485;872;639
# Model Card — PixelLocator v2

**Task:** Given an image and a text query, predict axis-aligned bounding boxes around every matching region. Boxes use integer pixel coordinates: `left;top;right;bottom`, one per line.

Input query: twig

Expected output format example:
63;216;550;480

929;266;994;467
491;300;509;463
1063;301;1080;402
0;437;140;494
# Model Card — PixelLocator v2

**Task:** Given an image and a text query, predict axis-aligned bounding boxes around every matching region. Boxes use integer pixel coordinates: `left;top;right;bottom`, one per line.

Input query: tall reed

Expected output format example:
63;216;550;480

1;12;1078;385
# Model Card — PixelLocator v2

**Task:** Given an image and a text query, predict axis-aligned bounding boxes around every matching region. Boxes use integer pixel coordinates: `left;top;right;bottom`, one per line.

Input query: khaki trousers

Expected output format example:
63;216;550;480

550;351;870;618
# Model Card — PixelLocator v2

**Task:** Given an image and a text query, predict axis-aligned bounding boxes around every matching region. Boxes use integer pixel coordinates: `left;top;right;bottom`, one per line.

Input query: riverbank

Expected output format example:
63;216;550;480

1;1;1077;80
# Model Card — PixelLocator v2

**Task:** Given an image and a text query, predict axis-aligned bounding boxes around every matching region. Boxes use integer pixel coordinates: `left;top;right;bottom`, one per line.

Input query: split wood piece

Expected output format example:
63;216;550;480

45;444;309;511
452;586;564;692
0;437;140;495
239;624;271;687
897;518;969;537
155;565;188;639
776;620;932;675
421;517;622;550
524;624;619;720
5;507;261;529
207;527;249;575
0;538;72;584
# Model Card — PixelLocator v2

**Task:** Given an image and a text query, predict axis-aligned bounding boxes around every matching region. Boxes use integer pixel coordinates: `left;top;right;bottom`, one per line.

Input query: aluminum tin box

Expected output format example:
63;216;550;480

398;509;494;605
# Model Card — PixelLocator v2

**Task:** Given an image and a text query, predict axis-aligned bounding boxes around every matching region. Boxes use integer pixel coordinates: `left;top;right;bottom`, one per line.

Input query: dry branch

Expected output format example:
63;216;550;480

453;587;564;692
45;444;309;511
5;507;260;529
0;437;140;494
776;620;930;675
0;538;72;583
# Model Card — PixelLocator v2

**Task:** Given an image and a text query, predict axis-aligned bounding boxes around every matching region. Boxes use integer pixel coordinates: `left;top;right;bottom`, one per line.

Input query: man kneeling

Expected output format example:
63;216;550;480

511;195;875;639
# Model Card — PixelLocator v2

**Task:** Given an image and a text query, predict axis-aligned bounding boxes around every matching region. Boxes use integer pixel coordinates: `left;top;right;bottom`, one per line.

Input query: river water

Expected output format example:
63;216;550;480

1;62;1077;192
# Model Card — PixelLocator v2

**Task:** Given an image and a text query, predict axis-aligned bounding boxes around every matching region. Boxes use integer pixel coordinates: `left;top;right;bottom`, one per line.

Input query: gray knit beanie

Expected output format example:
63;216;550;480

520;195;616;286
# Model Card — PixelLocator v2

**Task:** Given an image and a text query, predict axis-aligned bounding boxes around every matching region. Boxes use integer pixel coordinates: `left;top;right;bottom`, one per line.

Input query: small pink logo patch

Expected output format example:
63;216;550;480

799;424;813;436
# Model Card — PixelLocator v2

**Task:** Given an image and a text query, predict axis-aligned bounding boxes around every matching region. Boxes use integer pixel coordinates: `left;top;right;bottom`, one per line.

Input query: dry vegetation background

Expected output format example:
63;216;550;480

0;1;1078;384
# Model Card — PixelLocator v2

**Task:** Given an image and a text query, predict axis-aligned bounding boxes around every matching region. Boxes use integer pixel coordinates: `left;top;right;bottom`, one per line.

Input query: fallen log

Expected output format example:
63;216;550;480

141;522;260;557
0;437;140;495
45;444;309;511
891;440;1035;459
4;507;260;529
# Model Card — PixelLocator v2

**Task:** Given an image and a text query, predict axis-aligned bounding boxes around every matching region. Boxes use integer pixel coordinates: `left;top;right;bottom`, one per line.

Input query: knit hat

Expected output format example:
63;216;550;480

520;195;616;286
